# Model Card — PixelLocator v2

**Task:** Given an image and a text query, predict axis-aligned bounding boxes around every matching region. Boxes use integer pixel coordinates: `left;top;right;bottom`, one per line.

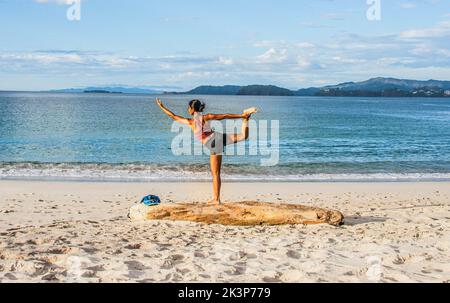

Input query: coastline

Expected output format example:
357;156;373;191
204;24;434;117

2;162;450;183
2;177;450;183
1;180;449;282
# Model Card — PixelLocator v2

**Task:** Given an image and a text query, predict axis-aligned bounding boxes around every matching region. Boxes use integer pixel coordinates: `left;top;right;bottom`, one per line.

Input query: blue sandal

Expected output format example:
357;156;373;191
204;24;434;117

141;195;161;206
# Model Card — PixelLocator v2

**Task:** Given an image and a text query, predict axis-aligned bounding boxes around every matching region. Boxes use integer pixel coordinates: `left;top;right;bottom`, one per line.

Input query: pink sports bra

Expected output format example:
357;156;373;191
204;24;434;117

193;119;214;141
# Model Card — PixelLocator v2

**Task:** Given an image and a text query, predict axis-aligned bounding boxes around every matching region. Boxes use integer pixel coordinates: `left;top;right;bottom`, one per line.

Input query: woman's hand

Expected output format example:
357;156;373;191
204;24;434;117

155;98;191;125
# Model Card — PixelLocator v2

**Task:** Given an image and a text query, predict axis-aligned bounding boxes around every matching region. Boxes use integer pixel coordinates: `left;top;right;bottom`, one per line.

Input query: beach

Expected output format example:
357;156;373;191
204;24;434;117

1;180;449;283
2;0;450;289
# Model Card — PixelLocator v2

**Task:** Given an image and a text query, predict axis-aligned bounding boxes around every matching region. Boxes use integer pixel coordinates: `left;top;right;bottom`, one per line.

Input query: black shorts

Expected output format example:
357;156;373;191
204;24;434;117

204;132;228;155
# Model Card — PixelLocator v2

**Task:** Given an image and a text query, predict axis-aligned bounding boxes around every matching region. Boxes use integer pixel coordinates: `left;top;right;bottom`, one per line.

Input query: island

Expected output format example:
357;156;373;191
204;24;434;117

166;77;450;97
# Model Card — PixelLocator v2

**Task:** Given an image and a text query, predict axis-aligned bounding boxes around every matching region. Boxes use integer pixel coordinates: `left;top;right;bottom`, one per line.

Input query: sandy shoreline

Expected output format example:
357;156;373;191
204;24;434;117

1;180;449;282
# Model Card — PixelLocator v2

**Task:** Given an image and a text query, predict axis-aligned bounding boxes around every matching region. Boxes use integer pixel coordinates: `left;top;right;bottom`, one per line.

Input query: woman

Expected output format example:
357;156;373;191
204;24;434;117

156;98;257;205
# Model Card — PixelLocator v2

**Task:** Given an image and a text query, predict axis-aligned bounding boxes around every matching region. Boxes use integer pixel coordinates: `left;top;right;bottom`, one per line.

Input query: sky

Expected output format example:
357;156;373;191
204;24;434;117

0;0;450;91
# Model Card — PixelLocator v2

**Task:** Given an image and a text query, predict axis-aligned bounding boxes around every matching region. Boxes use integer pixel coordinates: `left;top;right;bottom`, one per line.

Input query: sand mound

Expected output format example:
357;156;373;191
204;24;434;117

128;201;344;226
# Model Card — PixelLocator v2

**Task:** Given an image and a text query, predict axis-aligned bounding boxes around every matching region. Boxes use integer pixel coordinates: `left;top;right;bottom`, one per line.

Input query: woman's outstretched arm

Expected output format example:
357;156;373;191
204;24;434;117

156;99;191;125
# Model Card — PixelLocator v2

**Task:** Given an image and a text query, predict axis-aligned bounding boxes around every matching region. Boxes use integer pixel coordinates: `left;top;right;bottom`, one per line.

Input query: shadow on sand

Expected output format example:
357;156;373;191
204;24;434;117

344;215;388;226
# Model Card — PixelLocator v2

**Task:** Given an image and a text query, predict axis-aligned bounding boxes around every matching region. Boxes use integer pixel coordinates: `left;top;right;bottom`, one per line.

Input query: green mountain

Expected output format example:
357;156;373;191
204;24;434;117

296;78;450;97
185;85;241;95
237;85;295;96
45;78;450;97
181;85;294;96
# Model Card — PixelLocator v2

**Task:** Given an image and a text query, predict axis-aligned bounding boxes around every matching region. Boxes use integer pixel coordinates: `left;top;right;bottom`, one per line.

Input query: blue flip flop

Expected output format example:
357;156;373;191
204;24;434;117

141;195;161;206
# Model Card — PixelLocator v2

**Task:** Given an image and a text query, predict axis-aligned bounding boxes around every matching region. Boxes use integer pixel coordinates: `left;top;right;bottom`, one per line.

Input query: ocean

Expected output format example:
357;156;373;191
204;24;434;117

1;92;449;182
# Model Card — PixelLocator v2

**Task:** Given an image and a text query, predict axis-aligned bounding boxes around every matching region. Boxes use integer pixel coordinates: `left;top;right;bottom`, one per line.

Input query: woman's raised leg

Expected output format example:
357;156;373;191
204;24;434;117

209;154;223;205
226;107;257;144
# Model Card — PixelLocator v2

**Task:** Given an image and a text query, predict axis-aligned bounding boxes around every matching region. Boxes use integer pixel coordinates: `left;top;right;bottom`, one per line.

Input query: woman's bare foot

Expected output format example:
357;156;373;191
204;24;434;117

207;199;221;205
243;107;258;118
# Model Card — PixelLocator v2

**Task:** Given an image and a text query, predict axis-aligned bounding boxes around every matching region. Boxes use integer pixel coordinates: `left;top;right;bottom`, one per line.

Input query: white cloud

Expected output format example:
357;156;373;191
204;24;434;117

400;2;417;9
295;42;315;49
256;48;288;63
34;0;75;5
296;56;312;68
321;13;345;21
2;18;450;90
0;51;233;77
399;21;450;39
253;40;287;48
332;56;367;64
218;57;233;65
252;41;270;48
299;22;334;29
0;52;85;65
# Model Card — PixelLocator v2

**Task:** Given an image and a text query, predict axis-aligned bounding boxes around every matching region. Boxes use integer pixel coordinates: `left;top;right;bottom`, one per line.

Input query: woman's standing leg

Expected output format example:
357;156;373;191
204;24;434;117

209;154;223;204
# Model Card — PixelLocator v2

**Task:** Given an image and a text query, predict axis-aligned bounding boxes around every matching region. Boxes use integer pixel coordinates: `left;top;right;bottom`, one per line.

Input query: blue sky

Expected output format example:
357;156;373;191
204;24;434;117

1;0;450;91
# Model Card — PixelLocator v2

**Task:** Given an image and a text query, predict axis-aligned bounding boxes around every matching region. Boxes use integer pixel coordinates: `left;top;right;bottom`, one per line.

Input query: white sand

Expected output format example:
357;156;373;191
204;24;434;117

0;181;449;283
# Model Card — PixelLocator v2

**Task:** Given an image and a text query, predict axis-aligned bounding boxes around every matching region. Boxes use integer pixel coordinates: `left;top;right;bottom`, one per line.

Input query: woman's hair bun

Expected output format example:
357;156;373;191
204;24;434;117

189;99;206;112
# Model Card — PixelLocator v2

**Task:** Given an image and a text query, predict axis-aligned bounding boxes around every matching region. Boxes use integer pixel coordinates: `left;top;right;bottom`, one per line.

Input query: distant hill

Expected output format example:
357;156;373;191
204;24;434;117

237;85;295;96
184;85;242;95
295;87;321;96
83;90;122;94
325;77;450;91
45;78;450;97
296;78;450;97
175;78;450;97
49;86;163;95
178;84;295;96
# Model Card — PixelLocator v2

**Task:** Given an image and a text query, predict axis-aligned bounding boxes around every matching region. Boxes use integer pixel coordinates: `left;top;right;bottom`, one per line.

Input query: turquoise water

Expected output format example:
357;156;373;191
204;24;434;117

1;92;449;181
